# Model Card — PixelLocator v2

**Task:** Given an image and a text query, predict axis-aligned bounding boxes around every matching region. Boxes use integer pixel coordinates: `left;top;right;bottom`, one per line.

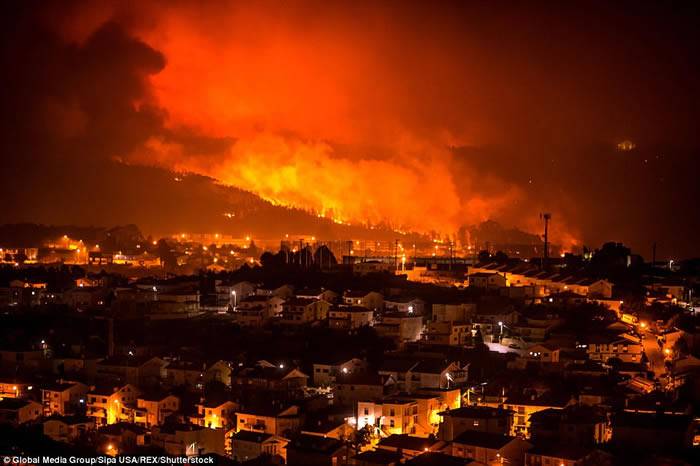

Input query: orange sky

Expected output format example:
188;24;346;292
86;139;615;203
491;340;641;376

27;0;700;254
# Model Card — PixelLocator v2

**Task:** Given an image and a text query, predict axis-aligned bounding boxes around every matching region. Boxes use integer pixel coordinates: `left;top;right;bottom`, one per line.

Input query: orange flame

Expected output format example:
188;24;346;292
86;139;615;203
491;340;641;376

59;1;580;246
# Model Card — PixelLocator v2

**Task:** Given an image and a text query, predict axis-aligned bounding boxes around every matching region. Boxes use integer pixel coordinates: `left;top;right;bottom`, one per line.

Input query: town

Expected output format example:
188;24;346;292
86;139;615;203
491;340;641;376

3;0;700;464
1;227;699;466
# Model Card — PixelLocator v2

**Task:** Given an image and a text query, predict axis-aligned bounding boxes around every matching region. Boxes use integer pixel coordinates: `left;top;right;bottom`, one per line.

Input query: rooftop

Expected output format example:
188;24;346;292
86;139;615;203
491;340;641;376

404;452;472;465
613;412;694;431
287;433;343;454
0;398;34;410
440;406;513;419
378;434;440;451
352;450;403;464
527;443;592;460
231;430;274;443
453;430;516;449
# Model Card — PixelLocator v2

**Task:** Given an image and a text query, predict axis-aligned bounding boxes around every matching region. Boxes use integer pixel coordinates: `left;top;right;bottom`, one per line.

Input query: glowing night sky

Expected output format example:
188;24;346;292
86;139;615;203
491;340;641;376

2;1;699;256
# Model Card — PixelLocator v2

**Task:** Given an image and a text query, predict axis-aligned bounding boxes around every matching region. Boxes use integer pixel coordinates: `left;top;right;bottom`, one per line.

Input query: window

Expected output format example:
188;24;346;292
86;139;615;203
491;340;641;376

364;408;369;415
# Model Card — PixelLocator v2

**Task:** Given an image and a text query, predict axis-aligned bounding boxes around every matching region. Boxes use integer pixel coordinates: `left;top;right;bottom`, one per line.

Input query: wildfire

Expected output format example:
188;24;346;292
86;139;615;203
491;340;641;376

58;2;580;245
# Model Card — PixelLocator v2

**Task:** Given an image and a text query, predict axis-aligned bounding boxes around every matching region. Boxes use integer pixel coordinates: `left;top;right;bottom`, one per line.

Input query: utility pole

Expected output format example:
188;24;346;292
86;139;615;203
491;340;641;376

299;239;303;268
541;213;551;269
394;239;399;272
651;242;657;293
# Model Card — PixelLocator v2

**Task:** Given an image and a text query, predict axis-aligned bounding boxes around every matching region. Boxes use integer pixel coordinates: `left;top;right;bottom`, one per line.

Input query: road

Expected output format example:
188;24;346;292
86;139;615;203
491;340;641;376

641;329;680;379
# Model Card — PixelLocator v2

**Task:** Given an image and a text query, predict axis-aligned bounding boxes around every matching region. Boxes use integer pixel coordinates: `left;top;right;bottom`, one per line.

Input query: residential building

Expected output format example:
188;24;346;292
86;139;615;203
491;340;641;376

97;422;147;455
194;399;238;429
342;291;384;310
374;312;424;345
451;431;532;465
95;356;166;386
151;423;226;456
468;272;507;289
611;412;696;451
357;393;444;437
237;295;285;316
480;393;572;438
235;405;301;437
409;359;468;392
0;380;34;399
63;287;107;308
376;434;445;460
204;360;233;387
432;303;476;323
529;405;611;447
286;433;349;466
43;416;95;443
438;406;514;441
280;297;331;324
163;360;205;389
335;373;395;407
312;356;366;386
215;280;256;308
525;343;561;364
295;288;339;302
404;452;472;466
231;430;289;463
232;363;309;392
586;333;643;363
86;384;140;426
0;398;42;425
524;444;597;466
423;321;472;346
328;305;375;329
384;296;426;315
352;450;403;466
41;381;89;416
357;398;413;434
134;393;179;427
255;284;295;299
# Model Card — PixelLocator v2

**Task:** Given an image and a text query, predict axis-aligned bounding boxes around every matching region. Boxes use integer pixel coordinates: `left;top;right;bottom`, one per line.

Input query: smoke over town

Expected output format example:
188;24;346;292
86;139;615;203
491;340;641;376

2;1;699;255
